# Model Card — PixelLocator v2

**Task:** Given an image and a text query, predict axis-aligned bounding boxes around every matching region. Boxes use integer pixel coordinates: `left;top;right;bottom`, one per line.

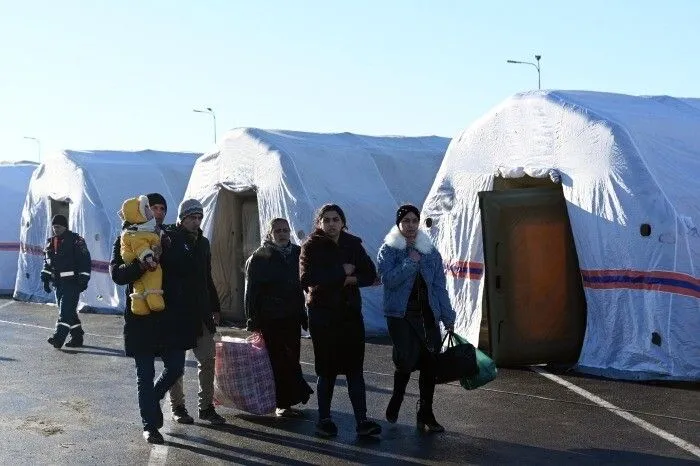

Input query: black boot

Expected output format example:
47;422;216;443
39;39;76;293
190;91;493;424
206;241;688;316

386;371;410;423
65;334;83;348
416;399;444;432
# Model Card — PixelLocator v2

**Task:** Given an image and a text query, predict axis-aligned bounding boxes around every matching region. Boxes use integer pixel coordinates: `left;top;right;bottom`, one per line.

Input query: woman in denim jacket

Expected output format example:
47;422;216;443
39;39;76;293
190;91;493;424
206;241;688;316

376;204;456;432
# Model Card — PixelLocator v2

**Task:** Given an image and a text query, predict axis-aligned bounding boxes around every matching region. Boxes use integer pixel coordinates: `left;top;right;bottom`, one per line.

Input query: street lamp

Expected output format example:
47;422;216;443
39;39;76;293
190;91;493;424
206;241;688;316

506;54;542;90
193;107;217;143
23;136;41;161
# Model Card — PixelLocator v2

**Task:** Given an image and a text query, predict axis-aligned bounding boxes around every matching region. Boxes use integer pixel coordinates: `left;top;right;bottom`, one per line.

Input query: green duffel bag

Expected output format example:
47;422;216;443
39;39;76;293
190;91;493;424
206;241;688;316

460;346;497;390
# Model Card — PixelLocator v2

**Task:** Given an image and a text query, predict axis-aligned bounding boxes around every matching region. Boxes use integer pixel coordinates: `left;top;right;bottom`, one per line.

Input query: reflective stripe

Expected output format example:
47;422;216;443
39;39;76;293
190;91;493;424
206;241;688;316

59;271;75;277
41;270;52;276
80;272;90;277
57;322;70;328
69;324;82;329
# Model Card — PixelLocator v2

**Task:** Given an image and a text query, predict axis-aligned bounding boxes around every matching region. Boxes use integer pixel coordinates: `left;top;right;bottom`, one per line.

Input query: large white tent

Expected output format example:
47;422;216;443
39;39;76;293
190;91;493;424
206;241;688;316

184;128;449;333
422;90;700;381
0;161;38;294
14;150;200;312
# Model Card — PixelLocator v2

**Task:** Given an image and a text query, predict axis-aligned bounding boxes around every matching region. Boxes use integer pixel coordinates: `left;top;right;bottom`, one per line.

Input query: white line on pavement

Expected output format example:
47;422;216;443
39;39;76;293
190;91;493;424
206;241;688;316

532;367;700;459
0;319;122;339
0;301;13;310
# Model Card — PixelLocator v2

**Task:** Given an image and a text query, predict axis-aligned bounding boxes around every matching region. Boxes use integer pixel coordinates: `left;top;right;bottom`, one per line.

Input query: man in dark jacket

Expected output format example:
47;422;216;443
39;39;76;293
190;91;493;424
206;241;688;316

110;193;195;444
166;199;225;425
42;214;91;349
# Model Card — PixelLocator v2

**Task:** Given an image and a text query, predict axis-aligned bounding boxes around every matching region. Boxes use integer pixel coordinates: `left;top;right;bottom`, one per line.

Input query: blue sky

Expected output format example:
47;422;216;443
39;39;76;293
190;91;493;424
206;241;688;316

1;0;698;162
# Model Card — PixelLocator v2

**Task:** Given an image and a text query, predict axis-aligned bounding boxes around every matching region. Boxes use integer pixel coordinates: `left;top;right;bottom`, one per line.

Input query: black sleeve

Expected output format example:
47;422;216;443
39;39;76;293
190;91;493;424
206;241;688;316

354;241;378;288
206;243;221;314
244;253;261;323
109;235;144;286
73;234;92;277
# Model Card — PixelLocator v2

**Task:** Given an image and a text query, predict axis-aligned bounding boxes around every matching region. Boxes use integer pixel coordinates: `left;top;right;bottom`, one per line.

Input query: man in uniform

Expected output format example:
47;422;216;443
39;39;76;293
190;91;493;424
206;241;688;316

41;214;91;349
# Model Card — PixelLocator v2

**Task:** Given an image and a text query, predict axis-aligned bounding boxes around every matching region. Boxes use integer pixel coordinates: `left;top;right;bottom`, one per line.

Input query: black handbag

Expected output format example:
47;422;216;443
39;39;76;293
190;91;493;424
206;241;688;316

435;332;478;384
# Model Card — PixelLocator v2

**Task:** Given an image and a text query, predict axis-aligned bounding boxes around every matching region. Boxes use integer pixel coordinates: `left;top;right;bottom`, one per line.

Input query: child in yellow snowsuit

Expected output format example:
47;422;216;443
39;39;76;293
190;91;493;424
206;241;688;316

119;195;165;315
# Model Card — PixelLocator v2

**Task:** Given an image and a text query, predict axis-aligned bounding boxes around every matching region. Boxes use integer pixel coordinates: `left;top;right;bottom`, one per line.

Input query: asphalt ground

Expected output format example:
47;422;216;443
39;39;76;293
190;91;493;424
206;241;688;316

1;297;698;465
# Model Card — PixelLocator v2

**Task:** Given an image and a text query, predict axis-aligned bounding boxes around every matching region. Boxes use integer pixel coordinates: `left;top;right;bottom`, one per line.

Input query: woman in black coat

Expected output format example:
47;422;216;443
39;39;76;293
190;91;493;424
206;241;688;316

110;197;196;444
299;204;382;438
245;217;313;417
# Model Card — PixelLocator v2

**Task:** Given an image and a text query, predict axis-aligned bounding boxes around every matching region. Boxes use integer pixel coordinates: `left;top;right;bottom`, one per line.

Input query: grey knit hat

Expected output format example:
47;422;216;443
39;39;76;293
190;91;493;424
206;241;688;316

178;198;203;221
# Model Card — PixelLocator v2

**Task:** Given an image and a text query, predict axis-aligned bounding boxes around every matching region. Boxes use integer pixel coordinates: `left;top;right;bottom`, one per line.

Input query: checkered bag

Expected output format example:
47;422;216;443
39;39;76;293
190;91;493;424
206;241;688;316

213;333;276;415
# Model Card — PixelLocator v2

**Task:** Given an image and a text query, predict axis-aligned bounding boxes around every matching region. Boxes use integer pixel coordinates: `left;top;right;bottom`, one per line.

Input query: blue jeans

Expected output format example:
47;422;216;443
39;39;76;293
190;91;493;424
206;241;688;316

317;369;367;423
134;350;185;431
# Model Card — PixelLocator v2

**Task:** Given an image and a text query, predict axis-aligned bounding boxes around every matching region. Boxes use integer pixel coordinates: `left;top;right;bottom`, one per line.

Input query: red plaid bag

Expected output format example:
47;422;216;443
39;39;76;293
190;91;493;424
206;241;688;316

213;333;276;415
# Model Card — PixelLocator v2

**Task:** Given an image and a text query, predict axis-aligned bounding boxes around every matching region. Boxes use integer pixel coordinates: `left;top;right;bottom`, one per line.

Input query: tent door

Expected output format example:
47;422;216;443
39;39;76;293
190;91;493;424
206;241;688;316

50;199;69;225
209;191;260;325
478;187;586;366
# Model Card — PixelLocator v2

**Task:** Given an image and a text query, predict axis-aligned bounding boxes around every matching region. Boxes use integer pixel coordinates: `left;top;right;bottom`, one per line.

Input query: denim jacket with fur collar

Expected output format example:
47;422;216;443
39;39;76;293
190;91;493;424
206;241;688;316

376;226;455;327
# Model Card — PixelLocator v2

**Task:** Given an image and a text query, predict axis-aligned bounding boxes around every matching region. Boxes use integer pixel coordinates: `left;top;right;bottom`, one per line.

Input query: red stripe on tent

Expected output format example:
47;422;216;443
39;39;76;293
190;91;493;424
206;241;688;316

20;243;109;274
584;281;700;299
444;260;484;280
581;268;700;285
0;242;21;251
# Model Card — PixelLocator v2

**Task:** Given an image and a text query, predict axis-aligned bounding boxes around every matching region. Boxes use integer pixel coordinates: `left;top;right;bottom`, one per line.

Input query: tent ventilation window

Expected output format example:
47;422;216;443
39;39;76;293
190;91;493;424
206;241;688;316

640;224;652;237
425;218;433;228
651;332;662;346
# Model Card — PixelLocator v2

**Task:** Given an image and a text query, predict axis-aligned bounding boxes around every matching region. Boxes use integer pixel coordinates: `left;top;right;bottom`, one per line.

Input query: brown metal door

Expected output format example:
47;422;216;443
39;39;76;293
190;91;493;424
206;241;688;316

479;187;586;365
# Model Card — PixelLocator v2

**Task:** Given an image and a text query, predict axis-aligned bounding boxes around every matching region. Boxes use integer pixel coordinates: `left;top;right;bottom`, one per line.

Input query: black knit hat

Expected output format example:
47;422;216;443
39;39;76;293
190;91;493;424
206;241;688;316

147;193;167;212
396;204;420;226
51;214;68;228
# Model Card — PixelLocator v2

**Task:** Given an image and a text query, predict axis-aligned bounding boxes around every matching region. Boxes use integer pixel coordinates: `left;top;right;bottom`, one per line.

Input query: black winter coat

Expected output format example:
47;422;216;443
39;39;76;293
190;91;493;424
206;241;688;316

244;241;305;329
299;229;377;376
164;226;221;336
110;232;196;357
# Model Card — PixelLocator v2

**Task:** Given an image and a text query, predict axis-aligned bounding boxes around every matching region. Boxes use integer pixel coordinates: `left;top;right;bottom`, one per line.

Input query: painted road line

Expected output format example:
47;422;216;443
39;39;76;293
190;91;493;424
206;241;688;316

533;367;700;459
0;319;123;339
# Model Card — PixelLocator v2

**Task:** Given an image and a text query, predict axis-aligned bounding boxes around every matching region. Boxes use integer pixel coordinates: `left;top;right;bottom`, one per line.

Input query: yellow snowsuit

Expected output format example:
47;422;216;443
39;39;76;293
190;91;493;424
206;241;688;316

119;195;165;315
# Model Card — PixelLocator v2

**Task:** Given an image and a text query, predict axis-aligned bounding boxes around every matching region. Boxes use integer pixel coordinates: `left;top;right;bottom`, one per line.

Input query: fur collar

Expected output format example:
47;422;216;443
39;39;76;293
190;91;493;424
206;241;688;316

383;225;433;254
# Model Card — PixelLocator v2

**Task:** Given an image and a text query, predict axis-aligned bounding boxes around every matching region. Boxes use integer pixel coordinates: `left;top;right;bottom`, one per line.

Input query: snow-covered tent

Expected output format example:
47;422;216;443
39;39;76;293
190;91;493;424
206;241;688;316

0;161;38;294
422;90;700;381
14;150;200;312
184;128;449;333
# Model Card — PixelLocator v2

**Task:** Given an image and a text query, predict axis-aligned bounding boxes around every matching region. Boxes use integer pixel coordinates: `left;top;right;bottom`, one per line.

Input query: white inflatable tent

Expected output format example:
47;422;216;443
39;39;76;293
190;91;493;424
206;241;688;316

0;161;38;294
422;90;700;381
184;128;449;333
14;150;200;312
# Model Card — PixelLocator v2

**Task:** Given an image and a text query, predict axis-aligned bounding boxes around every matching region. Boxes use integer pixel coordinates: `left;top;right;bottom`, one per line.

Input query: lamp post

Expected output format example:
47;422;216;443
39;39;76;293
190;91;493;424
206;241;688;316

193;107;217;143
23;136;41;161
506;54;542;90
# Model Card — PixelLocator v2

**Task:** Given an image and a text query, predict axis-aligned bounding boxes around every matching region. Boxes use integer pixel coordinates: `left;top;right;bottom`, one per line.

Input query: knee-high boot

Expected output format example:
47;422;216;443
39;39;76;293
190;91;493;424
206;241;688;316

385;371;410;423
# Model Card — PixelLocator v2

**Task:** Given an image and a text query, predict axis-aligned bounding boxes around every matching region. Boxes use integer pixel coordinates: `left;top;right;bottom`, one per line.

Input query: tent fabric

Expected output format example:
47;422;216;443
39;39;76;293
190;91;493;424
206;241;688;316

184;128;449;334
14;150;199;312
0;161;38;294
422;90;700;381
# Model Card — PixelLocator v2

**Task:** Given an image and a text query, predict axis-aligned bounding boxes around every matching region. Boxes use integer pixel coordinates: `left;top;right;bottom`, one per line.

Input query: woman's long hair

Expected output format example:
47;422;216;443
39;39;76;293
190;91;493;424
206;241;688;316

313;203;347;231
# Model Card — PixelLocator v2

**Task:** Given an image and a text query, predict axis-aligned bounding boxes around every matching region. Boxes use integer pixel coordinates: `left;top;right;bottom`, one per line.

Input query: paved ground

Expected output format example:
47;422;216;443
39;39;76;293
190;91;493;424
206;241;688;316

1;297;698;465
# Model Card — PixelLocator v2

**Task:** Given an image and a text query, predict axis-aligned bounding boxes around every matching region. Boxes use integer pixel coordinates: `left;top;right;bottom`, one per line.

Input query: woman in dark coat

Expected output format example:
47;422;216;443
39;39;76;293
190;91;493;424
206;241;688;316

299;203;382;438
245;217;313;417
110;193;196;444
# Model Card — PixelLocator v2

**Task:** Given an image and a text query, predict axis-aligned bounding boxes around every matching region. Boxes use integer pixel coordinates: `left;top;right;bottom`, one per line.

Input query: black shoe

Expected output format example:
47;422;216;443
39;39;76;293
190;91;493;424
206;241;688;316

416;400;445;433
142;429;164;444
199;405;226;425
172;405;194;424
356;419;382;436
47;337;63;349
275;407;304;418
315;418;338;438
64;336;83;348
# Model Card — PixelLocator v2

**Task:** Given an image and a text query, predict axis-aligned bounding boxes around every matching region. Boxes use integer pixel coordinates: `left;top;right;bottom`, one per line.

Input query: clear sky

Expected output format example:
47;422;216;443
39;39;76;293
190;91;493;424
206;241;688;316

1;0;698;162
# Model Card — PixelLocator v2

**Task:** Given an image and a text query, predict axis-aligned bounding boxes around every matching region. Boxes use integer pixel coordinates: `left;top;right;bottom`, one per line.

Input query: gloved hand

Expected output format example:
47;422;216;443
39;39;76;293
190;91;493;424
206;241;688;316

246;318;259;332
78;277;89;292
43;280;52;294
300;313;309;332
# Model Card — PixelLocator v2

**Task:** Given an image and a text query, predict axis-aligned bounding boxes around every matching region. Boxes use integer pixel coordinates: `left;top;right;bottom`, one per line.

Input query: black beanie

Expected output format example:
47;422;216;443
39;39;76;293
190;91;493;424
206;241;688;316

146;193;167;212
51;214;68;228
396;204;420;226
